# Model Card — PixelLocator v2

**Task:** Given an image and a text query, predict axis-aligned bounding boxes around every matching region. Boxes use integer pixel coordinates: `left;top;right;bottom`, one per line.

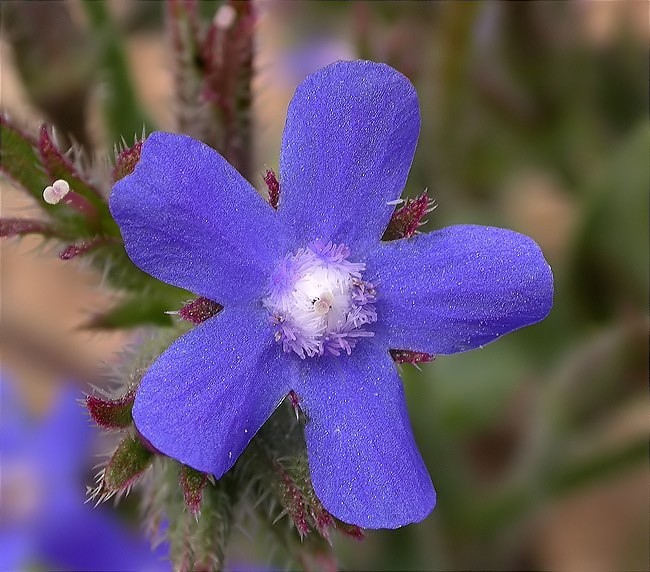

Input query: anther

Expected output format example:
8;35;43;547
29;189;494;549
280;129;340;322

42;179;99;222
263;242;377;358
43;179;70;204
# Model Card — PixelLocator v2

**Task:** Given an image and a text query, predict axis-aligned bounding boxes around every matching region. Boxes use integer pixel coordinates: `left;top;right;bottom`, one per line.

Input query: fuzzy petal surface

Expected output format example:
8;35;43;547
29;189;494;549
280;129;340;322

296;343;435;528
367;225;554;354
278;60;420;253
110;132;287;305
133;306;295;476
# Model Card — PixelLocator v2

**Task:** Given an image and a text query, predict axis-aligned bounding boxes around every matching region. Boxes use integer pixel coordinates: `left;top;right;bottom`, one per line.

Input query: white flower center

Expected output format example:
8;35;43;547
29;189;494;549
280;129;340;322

263;241;377;358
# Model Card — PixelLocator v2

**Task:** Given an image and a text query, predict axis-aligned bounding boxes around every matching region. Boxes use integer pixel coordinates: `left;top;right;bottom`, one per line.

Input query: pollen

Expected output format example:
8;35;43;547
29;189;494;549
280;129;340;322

313;294;333;316
263;241;377;359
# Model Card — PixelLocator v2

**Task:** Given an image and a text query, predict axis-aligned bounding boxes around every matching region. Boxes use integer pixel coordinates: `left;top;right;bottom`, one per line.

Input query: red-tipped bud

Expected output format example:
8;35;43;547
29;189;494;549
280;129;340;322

178;297;222;325
390;349;435;365
58;236;117;260
103;435;154;493
38;126;77;179
336;521;365;541
113;140;143;182
180;465;209;515
274;461;311;538
263;169;280;209
312;507;335;541
383;191;436;241
288;390;301;420
86;391;135;430
59;242;91;260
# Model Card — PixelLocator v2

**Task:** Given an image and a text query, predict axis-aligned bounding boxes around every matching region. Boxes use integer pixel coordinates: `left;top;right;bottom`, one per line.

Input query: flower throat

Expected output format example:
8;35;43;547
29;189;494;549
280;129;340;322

263;241;377;359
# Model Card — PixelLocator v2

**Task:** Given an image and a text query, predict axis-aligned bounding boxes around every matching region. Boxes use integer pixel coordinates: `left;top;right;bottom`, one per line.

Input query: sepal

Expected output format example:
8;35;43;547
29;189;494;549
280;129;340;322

1;115;119;239
336;521;365;541
113;140;143;182
271;457;362;543
142;459;234;572
86;391;135;430
178;296;222;325
179;465;210;515
102;434;154;494
390;349;435;365
383;191;436;240
59;236;120;260
242;399;366;556
263;168;280;209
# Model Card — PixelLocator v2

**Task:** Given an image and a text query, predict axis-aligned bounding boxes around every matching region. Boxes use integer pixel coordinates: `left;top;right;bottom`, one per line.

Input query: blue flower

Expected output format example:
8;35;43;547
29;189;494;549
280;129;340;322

276;37;354;84
0;376;170;571
110;60;553;529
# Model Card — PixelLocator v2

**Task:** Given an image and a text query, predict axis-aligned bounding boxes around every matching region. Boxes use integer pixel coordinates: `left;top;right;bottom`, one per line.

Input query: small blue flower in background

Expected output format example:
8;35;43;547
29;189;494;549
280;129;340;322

0;376;169;571
110;60;553;529
277;36;354;83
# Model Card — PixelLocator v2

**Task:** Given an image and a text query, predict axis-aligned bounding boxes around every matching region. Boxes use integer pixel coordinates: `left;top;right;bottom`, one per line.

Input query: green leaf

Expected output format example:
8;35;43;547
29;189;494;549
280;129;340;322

471;434;647;534
84;294;179;329
0;115;51;203
0;116;108;238
415;339;528;435
80;0;154;145
571;123;650;317
550;436;647;494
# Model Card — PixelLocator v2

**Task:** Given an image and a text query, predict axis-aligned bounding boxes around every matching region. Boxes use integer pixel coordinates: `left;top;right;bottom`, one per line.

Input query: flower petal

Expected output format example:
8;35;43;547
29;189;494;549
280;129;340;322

278;60;420;252
0;530;32;572
110;132;287;305
0;374;30;455
296;343;435;528
132;306;294;476
367;225;554;354
37;502;170;572
36;387;92;485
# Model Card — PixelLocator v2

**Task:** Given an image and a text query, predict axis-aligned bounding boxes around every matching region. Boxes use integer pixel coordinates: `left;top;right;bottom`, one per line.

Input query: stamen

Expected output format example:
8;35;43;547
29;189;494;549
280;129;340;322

263;242;377;359
43;179;70;204
42;179;99;221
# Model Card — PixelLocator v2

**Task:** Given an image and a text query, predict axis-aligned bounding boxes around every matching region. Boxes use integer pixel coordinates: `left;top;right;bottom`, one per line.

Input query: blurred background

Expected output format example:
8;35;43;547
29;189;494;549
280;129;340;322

1;1;648;570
